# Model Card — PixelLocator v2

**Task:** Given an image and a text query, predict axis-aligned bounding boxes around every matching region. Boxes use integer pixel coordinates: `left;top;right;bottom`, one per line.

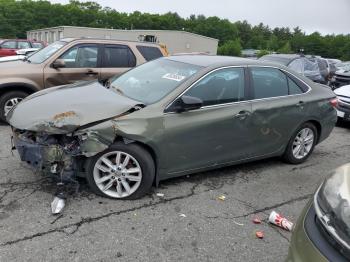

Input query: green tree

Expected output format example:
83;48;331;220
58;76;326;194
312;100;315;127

218;39;242;56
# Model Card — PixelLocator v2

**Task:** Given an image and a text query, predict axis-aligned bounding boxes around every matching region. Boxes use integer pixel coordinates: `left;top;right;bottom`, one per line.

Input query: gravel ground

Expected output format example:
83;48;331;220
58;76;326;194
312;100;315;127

0;122;349;262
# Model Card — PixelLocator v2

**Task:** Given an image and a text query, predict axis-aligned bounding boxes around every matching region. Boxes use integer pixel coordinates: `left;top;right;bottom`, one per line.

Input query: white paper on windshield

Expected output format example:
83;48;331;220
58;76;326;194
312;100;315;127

162;73;186;82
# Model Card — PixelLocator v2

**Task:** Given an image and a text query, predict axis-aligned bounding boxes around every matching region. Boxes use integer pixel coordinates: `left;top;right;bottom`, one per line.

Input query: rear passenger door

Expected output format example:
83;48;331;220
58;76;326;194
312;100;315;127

99;44;136;81
248;66;308;157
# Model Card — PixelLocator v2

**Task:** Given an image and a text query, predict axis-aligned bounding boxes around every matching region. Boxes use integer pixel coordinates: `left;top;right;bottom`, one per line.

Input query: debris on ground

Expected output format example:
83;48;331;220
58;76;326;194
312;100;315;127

233;220;244;226
252;216;262;224
156;193;165;197
269;211;294;231
255;231;264;239
179;213;187;218
217;195;226;201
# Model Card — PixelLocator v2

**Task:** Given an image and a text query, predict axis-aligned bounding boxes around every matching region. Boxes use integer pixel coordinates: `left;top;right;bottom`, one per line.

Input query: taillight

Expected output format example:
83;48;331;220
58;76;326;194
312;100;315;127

329;98;338;108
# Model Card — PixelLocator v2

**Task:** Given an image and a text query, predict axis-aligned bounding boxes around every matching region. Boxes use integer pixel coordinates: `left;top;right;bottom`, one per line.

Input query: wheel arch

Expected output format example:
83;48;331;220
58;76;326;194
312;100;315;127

0;83;38;97
114;137;160;186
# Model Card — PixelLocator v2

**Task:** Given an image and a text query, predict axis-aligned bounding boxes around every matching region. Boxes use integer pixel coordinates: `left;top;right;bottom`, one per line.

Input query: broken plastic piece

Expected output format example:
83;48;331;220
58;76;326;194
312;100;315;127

255;231;264;239
217;195;226;201
51;196;65;214
156;193;165;197
179;214;187;218
252;216;262;224
269;211;294;231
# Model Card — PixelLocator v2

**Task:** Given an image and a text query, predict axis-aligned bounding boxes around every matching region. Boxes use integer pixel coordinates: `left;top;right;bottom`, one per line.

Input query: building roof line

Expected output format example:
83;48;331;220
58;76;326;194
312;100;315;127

27;25;219;42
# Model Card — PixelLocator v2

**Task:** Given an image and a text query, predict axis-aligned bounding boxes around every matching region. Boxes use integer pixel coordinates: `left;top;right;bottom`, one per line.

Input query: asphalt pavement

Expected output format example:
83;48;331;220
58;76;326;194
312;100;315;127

0;122;349;262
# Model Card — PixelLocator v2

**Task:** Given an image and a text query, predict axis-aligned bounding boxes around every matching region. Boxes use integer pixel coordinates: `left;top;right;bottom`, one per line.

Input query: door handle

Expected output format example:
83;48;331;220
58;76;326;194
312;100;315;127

86;70;98;76
234;110;250;120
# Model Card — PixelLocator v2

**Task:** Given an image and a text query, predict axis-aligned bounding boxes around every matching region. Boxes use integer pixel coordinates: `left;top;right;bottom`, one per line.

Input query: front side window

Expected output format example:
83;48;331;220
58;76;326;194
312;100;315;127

110;58;202;104
17;41;31;49
1;41;16;49
184;67;245;106
60;45;98;68
28;41;67;64
251;67;289;99
102;45;136;68
136;46;163;61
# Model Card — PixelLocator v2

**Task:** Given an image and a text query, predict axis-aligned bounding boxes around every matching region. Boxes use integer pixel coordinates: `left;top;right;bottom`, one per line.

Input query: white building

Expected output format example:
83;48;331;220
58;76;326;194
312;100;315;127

27;26;219;55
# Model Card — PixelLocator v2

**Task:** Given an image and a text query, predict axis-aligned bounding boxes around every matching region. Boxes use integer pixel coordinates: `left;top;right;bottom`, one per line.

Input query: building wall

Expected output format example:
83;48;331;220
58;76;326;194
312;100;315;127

27;27;218;55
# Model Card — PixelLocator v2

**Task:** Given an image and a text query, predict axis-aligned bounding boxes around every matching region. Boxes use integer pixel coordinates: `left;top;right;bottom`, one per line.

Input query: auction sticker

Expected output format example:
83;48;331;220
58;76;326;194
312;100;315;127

162;73;186;82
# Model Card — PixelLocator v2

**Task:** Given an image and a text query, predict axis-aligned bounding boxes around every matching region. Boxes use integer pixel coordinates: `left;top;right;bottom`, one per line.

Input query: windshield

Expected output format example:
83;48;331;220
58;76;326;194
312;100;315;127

110;58;203;104
28;41;67;64
317;164;350;248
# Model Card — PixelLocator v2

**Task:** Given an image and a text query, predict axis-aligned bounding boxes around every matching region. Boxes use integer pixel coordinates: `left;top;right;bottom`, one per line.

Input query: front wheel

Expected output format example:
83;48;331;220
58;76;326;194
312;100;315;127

283;123;318;164
86;142;155;199
0;91;29;122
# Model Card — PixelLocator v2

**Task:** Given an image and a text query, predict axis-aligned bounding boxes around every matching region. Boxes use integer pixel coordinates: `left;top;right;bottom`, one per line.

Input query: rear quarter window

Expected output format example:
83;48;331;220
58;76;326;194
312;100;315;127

136;46;164;61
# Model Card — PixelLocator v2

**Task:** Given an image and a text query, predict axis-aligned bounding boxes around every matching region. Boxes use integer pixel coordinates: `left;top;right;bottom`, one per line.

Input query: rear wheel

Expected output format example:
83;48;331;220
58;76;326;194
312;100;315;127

0;91;29;122
283;123;318;164
86;142;155;200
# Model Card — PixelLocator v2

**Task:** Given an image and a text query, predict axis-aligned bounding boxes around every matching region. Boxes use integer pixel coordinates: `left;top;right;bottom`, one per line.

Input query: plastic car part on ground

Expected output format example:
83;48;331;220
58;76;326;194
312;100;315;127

256;231;264;239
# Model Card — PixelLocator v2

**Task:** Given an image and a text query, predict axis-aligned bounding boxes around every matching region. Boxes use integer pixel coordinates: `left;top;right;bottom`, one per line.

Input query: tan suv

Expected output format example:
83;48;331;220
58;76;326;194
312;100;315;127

0;38;167;121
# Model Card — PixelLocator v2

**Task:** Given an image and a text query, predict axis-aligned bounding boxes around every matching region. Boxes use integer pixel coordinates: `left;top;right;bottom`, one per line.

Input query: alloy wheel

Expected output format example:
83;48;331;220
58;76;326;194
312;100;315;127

93;151;142;198
292;128;315;159
4;97;23;116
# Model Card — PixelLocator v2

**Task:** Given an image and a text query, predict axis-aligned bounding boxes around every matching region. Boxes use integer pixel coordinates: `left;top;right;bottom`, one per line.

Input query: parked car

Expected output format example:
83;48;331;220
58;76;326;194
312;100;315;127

7;56;337;200
0;39;45;57
0;48;39;63
287;163;350;262
332;62;350;89
0;38;167;121
260;54;325;84
334;84;350;121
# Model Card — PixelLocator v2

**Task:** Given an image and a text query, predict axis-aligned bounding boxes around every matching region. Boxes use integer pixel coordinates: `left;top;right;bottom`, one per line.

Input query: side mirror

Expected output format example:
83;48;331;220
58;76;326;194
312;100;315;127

167;95;203;113
52;59;65;69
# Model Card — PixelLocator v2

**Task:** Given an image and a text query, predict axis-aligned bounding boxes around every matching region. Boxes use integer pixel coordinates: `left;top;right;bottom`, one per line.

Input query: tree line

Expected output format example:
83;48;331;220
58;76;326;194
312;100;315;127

0;0;349;60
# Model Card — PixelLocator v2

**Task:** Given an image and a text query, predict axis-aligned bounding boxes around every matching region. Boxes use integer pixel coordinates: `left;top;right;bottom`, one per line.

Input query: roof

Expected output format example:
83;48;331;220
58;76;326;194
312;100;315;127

259;54;301;65
27;26;219;42
166;55;284;68
58;37;161;47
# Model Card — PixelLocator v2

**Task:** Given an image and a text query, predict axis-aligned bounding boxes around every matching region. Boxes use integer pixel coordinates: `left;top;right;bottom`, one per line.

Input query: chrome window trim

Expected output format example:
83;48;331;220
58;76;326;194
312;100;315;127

164;65;312;114
314;185;350;251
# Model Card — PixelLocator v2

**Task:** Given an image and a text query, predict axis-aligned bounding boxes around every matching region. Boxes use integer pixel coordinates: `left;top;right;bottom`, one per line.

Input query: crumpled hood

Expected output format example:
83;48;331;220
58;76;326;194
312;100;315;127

7;81;139;134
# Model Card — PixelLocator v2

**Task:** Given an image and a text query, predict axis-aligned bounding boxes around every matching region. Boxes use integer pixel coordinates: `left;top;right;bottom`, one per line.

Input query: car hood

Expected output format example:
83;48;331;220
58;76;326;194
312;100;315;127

334;85;350;97
335;69;350;77
7;81;140;134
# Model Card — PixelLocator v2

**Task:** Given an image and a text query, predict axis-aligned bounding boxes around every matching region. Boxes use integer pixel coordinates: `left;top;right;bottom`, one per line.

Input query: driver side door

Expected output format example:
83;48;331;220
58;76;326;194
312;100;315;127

43;44;101;88
162;67;254;176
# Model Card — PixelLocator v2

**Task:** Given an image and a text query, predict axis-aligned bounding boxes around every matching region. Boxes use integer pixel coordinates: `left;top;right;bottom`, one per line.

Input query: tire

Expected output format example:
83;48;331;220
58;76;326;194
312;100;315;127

0;91;29;122
86;142;155;200
283;122;318;164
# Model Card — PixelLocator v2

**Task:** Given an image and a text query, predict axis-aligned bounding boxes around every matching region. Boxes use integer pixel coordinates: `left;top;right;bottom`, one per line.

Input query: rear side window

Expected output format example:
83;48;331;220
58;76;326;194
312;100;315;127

102;45;136;68
17;41;31;49
1;41;16;49
251;67;288;99
288;77;303;95
136;46;163;61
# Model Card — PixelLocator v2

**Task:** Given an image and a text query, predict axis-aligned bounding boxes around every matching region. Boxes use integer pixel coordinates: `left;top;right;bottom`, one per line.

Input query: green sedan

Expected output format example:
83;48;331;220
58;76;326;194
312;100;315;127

7;55;337;199
287;164;350;261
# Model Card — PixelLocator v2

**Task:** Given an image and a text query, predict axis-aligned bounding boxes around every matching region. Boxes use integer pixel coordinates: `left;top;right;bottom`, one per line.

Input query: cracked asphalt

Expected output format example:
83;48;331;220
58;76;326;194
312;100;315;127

0;122;349;262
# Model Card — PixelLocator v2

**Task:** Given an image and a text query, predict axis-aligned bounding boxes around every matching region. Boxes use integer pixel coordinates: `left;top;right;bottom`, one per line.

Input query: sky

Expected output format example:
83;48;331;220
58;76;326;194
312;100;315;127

50;0;350;35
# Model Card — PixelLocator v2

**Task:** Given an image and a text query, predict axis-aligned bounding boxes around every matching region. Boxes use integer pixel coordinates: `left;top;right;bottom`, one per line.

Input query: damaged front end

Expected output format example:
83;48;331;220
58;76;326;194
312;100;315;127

11;119;123;214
